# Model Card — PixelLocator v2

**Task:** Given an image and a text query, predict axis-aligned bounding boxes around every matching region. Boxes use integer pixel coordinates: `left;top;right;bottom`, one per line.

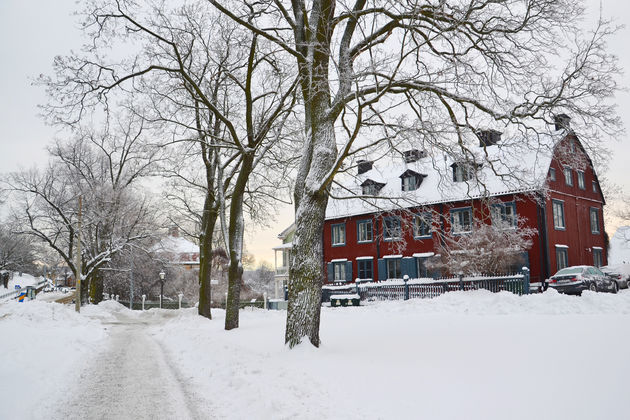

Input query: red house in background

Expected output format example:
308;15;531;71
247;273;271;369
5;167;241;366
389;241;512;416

323;116;606;286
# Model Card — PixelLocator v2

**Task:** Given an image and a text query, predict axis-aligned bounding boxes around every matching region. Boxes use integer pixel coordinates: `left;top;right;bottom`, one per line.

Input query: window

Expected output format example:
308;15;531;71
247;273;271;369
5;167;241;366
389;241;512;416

552;200;565;230
549;168;556;181
417;258;429;278
413;213;432;238
333;262;346;281
563;167;573;186
362;184;378;195
491;202;517;229
451;207;473;234
357;259;373;280
331;223;346;246
361;179;385;196
593;248;603;267
402;175;418;192
386;258;401;279
592;181;598;193
577;171;585;189
357;220;373;243
556;247;569;271
383;216;402;241
452;163;475;182
590;208;600;234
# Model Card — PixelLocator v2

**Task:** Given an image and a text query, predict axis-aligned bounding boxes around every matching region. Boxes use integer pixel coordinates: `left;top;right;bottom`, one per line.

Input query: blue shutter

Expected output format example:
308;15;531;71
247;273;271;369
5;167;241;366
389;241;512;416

402;257;418;279
327;263;334;283
345;261;353;282
377;259;386;281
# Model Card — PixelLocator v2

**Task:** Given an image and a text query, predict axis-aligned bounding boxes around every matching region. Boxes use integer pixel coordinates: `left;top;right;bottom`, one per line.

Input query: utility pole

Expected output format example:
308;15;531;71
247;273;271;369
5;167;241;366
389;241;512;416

129;247;134;310
75;196;82;313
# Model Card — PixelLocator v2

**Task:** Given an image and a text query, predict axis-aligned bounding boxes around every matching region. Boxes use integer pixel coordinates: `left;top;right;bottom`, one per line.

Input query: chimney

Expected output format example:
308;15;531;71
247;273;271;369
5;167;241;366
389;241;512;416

357;160;373;175
554;114;571;131
168;226;179;237
476;129;502;147
403;149;426;163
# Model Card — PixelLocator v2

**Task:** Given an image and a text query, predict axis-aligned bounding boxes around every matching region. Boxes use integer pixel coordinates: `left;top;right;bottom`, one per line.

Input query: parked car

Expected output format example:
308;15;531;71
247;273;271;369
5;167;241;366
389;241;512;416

547;265;618;295
600;265;630;289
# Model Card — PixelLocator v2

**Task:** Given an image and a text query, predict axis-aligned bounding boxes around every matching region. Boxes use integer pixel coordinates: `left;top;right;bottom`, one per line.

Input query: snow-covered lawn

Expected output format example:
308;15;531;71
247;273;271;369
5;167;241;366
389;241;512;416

0;301;108;419
1;290;629;419
152;289;630;420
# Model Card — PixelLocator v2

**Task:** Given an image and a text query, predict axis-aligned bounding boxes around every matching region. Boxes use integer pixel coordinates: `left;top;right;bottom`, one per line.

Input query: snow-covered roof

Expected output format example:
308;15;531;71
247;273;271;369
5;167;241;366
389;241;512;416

152;235;199;255
326;129;566;220
608;226;630;265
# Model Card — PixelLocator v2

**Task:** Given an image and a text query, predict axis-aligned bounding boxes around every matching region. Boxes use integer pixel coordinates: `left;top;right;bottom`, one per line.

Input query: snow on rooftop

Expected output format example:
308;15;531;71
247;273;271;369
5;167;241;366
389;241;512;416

152;235;199;255
326;129;565;219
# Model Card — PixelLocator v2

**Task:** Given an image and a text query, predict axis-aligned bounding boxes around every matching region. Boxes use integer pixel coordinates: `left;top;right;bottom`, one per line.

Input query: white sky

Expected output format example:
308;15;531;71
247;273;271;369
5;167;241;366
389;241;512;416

1;0;629;266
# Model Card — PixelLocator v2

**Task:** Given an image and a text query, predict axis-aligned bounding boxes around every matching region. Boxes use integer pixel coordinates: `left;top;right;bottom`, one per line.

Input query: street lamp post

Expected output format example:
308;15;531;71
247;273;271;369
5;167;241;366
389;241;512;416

159;270;166;309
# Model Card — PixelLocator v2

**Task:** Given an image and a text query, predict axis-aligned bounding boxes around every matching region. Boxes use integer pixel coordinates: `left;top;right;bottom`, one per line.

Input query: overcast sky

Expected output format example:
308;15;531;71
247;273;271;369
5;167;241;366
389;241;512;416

1;0;629;265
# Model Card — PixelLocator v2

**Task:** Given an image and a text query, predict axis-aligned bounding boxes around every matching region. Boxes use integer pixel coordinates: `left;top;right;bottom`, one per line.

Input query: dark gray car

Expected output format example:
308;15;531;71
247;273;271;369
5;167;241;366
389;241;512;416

547;265;618;295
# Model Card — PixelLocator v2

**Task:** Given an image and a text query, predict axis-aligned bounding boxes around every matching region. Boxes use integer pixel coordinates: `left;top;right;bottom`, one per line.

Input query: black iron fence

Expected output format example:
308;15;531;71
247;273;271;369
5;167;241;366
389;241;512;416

322;270;530;303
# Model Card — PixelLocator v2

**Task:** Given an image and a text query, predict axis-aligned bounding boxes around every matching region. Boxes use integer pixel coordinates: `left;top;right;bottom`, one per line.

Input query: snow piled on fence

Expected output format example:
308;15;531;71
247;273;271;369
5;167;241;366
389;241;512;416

152;289;630;420
0;301;107;418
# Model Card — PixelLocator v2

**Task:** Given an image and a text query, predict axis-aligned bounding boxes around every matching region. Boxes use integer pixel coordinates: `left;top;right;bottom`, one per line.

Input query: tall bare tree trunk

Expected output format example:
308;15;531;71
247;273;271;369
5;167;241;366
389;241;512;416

225;153;254;330
198;194;218;319
286;115;336;347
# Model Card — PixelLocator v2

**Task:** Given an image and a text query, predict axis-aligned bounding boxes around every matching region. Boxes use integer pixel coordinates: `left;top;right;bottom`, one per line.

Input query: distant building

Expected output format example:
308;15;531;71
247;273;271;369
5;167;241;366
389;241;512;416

152;226;200;271
323;116;607;285
272;223;294;299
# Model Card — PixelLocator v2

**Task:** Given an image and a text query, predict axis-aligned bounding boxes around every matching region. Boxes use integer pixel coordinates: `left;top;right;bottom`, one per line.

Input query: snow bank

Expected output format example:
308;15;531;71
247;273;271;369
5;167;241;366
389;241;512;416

0;301;107;418
151;290;630;420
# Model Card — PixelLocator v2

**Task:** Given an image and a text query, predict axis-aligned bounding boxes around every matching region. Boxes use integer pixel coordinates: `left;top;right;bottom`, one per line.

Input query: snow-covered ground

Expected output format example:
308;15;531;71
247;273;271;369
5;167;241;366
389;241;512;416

1;290;629;419
0;301;107;419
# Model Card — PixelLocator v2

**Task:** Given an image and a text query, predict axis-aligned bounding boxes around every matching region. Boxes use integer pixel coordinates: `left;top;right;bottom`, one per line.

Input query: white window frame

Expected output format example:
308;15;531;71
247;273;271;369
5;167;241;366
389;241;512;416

552;200;565;230
383;216;402;241
451;207;473;234
577;171;585;190
386;258;401;279
331;223;346;246
413;213;432;238
333;261;346;281
563;167;573;186
356;219;373;243
491;202;517;229
590;208;600;234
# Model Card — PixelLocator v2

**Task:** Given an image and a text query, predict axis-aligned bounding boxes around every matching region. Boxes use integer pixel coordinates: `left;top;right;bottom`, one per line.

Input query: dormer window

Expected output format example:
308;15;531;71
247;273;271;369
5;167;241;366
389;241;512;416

361;179;385;196
357;160;373;175
403;149;426;163
451;162;478;182
476;129;502;147
399;169;426;192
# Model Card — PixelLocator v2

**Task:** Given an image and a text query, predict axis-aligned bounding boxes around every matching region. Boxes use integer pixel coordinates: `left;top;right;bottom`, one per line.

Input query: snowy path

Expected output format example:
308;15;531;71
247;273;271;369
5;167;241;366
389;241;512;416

54;310;211;420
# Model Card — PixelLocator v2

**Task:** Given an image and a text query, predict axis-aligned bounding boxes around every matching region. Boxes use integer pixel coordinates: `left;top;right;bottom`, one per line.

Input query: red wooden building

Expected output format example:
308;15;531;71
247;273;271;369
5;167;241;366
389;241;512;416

323;117;606;286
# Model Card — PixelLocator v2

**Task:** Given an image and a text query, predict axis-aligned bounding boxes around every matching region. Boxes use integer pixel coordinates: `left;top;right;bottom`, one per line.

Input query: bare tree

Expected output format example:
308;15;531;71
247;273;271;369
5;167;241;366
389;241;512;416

5;114;159;304
208;0;622;347
42;1;298;327
0;223;36;276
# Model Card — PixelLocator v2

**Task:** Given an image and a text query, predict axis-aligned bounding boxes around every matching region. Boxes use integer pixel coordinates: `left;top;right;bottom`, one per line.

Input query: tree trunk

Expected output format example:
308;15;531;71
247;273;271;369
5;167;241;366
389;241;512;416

285;191;329;347
285;116;336;347
224;153;254;330
90;270;104;304
198;196;218;319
